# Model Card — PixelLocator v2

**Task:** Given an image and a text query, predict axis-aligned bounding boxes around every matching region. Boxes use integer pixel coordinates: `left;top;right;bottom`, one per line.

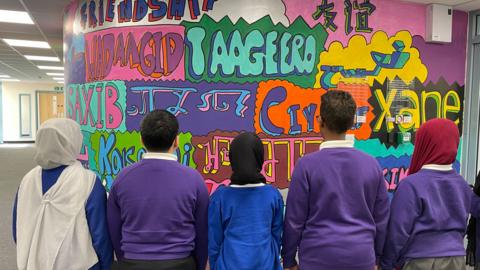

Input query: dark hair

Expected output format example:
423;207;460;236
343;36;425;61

140;110;179;152
320;90;357;134
229;132;266;185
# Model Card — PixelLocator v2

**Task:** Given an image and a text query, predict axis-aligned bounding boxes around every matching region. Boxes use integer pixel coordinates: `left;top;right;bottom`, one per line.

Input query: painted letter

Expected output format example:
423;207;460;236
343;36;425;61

259;86;287;136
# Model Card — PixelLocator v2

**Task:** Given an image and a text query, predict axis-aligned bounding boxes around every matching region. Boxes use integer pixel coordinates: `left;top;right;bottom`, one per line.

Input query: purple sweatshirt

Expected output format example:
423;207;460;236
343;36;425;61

381;168;480;270
107;152;209;270
282;141;389;270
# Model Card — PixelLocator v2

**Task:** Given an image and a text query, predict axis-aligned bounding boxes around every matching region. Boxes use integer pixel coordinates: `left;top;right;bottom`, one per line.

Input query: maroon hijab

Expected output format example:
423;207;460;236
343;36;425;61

408;118;459;175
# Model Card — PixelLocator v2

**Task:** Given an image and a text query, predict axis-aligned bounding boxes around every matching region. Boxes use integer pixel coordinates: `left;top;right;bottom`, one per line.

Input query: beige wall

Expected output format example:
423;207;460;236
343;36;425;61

2;82;62;142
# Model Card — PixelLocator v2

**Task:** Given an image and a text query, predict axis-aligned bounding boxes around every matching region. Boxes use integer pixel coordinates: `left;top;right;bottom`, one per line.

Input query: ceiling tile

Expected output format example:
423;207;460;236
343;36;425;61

0;1;27;11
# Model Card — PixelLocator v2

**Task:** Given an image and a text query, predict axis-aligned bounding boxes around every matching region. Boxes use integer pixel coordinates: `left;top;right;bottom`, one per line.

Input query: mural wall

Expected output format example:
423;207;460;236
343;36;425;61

64;0;467;196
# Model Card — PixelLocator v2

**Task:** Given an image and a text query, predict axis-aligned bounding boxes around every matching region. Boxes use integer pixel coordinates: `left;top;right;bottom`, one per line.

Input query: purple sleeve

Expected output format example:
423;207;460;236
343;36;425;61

194;175;209;270
106;184;124;261
373;166;390;263
380;181;419;270
282;159;309;268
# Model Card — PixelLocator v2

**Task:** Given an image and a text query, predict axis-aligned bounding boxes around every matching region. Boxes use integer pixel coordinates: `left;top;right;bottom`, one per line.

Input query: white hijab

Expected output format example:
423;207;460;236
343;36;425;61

34;118;83;169
17;118;98;270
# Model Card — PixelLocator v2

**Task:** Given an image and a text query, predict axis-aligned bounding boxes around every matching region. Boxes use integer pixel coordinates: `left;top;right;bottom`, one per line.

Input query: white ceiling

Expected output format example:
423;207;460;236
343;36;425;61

0;0;67;83
403;0;480;11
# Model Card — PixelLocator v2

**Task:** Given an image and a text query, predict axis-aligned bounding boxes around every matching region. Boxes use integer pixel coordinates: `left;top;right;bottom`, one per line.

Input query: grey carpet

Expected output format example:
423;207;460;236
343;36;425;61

0;144;35;269
0;144;476;270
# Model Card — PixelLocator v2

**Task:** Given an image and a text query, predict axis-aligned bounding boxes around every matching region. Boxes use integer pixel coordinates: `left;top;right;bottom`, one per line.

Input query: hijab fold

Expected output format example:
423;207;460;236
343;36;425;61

34;118;83;169
229;132;266;185
408;118;459;175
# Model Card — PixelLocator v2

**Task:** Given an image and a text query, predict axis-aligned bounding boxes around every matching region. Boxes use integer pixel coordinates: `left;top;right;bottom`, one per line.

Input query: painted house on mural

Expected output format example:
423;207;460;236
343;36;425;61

63;0;467;196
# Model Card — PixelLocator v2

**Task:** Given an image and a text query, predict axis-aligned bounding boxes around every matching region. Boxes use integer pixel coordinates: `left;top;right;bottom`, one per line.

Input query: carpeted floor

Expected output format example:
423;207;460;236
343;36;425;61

0;144;35;269
0;144;476;270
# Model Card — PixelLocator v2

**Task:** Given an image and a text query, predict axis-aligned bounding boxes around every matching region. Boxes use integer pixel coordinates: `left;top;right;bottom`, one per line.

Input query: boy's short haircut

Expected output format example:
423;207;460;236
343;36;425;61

140;109;179;152
320;90;357;134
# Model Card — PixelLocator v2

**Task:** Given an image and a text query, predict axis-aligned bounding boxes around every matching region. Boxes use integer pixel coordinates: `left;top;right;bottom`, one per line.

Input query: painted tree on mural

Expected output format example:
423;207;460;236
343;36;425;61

64;0;467;195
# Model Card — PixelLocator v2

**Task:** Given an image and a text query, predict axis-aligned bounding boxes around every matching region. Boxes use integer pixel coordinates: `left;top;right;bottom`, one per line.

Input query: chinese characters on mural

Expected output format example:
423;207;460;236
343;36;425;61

65;0;467;195
313;0;376;34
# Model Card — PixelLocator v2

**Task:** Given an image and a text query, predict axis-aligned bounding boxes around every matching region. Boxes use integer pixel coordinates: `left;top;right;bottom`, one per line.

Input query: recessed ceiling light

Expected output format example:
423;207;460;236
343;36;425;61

0;75;11;78
0;10;34;24
3;39;50;48
1;78;20;82
53;77;64;81
24;55;60;62
38;65;63;70
46;72;64;76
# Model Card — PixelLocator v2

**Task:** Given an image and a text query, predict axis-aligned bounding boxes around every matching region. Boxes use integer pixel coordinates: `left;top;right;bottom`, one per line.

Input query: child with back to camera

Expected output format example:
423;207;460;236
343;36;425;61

208;132;284;270
282;90;390;270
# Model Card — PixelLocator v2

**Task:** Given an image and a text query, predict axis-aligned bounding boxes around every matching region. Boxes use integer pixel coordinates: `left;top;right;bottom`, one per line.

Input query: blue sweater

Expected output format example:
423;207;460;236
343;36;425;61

208;185;284;270
13;165;113;270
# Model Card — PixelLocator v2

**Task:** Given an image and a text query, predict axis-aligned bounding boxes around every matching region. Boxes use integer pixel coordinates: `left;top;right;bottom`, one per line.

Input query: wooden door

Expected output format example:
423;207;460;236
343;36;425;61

38;92;65;125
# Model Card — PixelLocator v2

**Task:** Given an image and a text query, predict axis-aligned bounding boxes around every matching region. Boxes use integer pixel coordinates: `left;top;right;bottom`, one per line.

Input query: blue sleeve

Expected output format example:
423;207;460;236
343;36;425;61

208;192;224;270
13;191;18;243
86;177;113;270
272;191;284;254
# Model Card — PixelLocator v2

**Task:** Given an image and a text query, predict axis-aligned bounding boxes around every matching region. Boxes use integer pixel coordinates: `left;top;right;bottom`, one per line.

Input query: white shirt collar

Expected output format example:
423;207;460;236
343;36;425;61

229;183;266;188
421;164;453;171
319;140;354;150
143;152;177;161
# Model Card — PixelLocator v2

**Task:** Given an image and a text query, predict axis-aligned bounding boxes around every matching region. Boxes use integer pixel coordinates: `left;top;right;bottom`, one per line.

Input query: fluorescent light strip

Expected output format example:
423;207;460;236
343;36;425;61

0;10;34;24
38;65;63;70
46;72;64;76
0;75;11;78
1;79;20;82
3;39;50;49
53;77;64;81
24;55;60;62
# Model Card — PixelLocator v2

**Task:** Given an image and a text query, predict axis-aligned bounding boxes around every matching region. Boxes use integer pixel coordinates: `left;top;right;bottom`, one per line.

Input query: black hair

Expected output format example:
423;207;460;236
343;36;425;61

140;109;179;152
229;132;266;185
320;90;357;134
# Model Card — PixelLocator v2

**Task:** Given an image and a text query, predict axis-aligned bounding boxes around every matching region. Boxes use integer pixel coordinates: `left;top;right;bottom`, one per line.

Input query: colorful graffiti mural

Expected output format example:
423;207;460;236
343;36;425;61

64;0;467;194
